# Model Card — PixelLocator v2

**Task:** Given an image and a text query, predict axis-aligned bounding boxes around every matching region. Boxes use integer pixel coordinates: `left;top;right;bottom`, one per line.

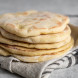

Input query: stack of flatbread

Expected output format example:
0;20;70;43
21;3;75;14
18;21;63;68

0;10;74;62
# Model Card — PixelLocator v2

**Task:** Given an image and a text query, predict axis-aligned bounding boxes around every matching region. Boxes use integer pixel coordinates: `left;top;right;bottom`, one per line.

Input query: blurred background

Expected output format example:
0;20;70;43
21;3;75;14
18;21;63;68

0;0;78;15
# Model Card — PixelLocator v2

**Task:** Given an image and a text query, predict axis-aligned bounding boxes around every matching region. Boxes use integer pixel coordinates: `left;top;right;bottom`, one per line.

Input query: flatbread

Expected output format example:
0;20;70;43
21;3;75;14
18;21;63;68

0;47;11;56
0;26;71;43
0;38;74;56
0;37;73;62
0;33;71;49
0;11;69;37
14;45;73;62
0;41;73;62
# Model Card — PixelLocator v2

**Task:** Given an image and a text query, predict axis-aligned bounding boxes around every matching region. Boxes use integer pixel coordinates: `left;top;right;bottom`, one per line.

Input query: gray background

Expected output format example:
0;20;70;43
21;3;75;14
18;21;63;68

0;0;78;78
0;0;78;15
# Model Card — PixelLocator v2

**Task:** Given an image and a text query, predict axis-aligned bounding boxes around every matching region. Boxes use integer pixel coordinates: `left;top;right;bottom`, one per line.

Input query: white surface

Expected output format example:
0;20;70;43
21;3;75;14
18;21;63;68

0;0;78;78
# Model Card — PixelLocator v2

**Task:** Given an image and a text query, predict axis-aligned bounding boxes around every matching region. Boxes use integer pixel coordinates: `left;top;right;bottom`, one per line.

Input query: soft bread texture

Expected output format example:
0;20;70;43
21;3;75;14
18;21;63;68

0;47;11;56
0;26;71;43
0;38;74;56
0;33;71;49
0;11;72;63
14;45;73;62
0;43;73;62
0;11;69;37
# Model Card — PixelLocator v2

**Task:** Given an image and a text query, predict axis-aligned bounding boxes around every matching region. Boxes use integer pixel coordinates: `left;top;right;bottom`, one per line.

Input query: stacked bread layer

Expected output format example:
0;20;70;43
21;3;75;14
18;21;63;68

0;11;74;62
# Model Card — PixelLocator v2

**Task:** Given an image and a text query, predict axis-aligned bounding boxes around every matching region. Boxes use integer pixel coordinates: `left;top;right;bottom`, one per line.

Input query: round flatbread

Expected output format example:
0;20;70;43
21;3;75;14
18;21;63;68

0;11;69;37
14;45;73;62
0;41;73;62
0;33;71;49
0;26;71;43
0;38;74;56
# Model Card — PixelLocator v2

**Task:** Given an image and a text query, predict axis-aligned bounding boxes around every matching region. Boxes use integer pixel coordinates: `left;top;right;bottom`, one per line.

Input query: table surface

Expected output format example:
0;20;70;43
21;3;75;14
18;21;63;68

0;0;78;78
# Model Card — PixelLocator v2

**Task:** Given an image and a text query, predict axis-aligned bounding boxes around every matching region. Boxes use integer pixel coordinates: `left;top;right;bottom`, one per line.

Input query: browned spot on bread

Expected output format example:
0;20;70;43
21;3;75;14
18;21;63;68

6;23;15;28
57;22;62;26
40;18;46;21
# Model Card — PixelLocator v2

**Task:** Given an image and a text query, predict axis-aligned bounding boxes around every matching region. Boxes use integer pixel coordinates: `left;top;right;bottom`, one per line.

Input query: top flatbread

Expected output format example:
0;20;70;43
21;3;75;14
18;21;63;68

0;11;69;37
0;26;71;43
